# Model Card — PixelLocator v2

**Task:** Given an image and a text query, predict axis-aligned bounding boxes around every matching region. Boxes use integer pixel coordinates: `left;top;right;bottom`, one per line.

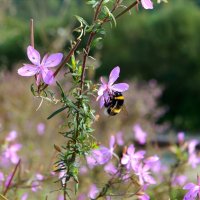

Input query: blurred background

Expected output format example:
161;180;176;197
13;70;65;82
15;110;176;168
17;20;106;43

1;0;200;132
1;0;200;199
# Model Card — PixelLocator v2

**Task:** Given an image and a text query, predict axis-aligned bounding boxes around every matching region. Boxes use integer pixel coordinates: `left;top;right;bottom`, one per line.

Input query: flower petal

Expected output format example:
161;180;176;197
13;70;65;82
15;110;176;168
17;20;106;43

111;83;129;92
121;154;130;165
141;0;153;9
99;96;105;108
41;53;63;68
18;64;38;76
41;69;54;85
98;84;107;96
109;135;115;149
183;183;197;190
108;66;120;86
27;46;41;65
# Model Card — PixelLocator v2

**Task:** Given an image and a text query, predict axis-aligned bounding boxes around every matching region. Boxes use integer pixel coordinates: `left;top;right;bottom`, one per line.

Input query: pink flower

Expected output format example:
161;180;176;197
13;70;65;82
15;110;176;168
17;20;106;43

104;162;118;175
135;163;156;185
177;132;185;144
141;0;153;9
116;131;124;146
133;124;147;145
88;184;99;199
3;143;22;164
6;130;17;142
86;136;115;168
21;193;29;200
121;144;145;171
97;66;129;108
183;175;200;200
37;123;45;135
18;45;63;85
172;175;187;187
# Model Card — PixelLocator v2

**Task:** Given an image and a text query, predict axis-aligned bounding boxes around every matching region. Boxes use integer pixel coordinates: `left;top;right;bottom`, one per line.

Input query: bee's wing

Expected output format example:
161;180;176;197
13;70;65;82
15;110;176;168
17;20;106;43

122;105;129;116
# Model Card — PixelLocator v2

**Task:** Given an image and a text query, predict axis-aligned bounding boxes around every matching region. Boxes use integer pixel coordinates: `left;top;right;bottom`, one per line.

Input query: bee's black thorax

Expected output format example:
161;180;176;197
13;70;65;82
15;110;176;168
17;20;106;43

104;92;124;116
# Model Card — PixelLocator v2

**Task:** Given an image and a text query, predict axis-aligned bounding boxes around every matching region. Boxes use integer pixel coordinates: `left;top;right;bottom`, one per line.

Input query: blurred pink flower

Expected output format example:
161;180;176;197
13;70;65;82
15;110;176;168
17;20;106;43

6;130;17;142
3;143;22;164
31;173;44;192
57;195;64;200
121;144;145;171
177;132;185;144
141;0;153;9
133;124;147;145
137;184;150;200
88;184;99;199
86;136;115;168
104;162;118;175
21;193;29;200
135;163;156;185
37;123;45;135
18;45;63;85
172;175;187;187
183;175;200;200
116;131;124;146
97;66;129;108
188;152;200;169
77;194;86;200
31;181;40;192
144;155;159;166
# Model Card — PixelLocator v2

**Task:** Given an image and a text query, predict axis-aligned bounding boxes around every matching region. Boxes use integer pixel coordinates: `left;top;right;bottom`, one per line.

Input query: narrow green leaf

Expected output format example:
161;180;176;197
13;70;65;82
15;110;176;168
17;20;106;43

47;105;68;120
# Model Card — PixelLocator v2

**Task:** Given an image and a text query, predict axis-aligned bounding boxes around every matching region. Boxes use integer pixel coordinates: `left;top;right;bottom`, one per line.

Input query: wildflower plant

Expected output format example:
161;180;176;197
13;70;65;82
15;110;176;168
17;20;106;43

9;0;196;199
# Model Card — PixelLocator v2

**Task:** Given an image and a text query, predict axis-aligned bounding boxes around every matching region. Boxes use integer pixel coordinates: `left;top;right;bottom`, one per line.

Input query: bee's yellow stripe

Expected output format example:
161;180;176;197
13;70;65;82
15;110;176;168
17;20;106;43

112;108;121;113
114;96;124;100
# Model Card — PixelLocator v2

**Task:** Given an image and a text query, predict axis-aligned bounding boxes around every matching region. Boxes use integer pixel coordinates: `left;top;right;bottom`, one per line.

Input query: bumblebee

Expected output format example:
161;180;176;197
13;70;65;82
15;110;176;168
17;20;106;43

104;92;124;116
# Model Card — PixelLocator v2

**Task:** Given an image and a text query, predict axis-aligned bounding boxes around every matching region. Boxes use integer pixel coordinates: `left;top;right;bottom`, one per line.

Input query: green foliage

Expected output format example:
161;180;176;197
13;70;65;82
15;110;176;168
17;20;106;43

98;0;200;131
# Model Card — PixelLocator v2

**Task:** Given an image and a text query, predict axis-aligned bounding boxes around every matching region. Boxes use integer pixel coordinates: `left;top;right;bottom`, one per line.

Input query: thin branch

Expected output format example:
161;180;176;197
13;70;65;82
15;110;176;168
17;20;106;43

94;0;104;21
40;38;81;92
115;0;139;19
3;159;21;196
30;19;34;48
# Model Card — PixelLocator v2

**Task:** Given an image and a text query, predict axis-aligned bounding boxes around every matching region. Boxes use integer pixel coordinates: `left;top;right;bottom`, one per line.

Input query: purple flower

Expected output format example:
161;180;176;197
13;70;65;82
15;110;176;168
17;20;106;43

77;194;86;200
177;132;185;144
188;139;198;154
133;124;147;145
37;123;45;135
6;130;17;142
136;184;150;200
135;163;156;185
116;131;124;146
144;155;159;166
3;143;22;164
172;175;187;187
141;0;153;9
104;162;118;175
88;184;99;199
97;66;129;108
121;144;145;171
188;152;200;168
57;195;64;200
21;193;29;200
18;45;63;85
86;136;115;168
183;175;200;200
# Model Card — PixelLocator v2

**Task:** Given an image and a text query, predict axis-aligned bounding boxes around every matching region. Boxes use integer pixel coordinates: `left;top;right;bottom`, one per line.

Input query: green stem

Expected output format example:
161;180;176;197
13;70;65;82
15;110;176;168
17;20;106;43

115;0;139;19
